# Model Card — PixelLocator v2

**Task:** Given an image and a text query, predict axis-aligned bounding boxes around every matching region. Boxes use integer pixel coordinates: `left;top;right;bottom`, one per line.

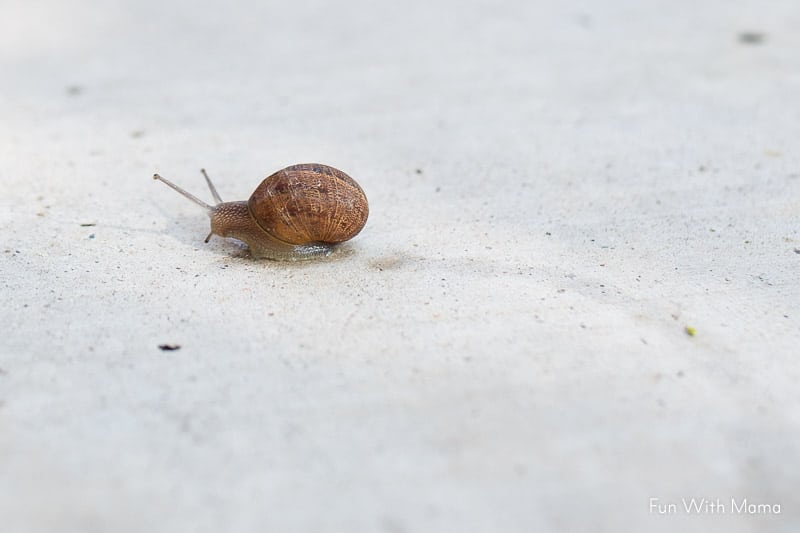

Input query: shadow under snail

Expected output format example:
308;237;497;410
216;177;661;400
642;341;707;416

153;164;369;261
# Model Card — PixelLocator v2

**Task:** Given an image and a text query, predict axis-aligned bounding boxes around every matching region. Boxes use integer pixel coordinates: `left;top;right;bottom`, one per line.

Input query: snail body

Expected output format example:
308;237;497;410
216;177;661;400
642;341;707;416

153;164;368;260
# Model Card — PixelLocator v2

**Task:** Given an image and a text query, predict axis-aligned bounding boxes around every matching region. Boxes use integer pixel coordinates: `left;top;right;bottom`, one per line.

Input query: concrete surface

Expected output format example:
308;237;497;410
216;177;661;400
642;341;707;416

1;1;799;532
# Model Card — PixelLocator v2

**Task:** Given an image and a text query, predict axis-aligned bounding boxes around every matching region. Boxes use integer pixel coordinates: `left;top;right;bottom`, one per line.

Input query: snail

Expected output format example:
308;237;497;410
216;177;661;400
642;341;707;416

153;164;368;260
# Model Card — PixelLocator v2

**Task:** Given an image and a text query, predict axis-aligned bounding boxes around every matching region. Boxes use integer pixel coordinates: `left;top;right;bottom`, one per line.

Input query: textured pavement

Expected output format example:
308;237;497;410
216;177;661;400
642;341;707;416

1;1;799;532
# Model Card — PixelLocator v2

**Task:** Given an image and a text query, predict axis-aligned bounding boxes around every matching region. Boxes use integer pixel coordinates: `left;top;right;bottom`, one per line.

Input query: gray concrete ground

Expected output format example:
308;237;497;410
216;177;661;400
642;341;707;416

1;1;799;532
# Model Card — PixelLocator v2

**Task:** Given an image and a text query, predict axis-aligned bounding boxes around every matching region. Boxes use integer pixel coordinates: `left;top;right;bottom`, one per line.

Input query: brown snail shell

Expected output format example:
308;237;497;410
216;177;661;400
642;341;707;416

249;164;369;245
152;163;369;260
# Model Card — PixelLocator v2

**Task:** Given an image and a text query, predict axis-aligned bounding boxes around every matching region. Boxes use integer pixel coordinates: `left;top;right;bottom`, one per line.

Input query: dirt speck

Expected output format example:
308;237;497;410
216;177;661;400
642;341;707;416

738;32;765;45
159;344;181;351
